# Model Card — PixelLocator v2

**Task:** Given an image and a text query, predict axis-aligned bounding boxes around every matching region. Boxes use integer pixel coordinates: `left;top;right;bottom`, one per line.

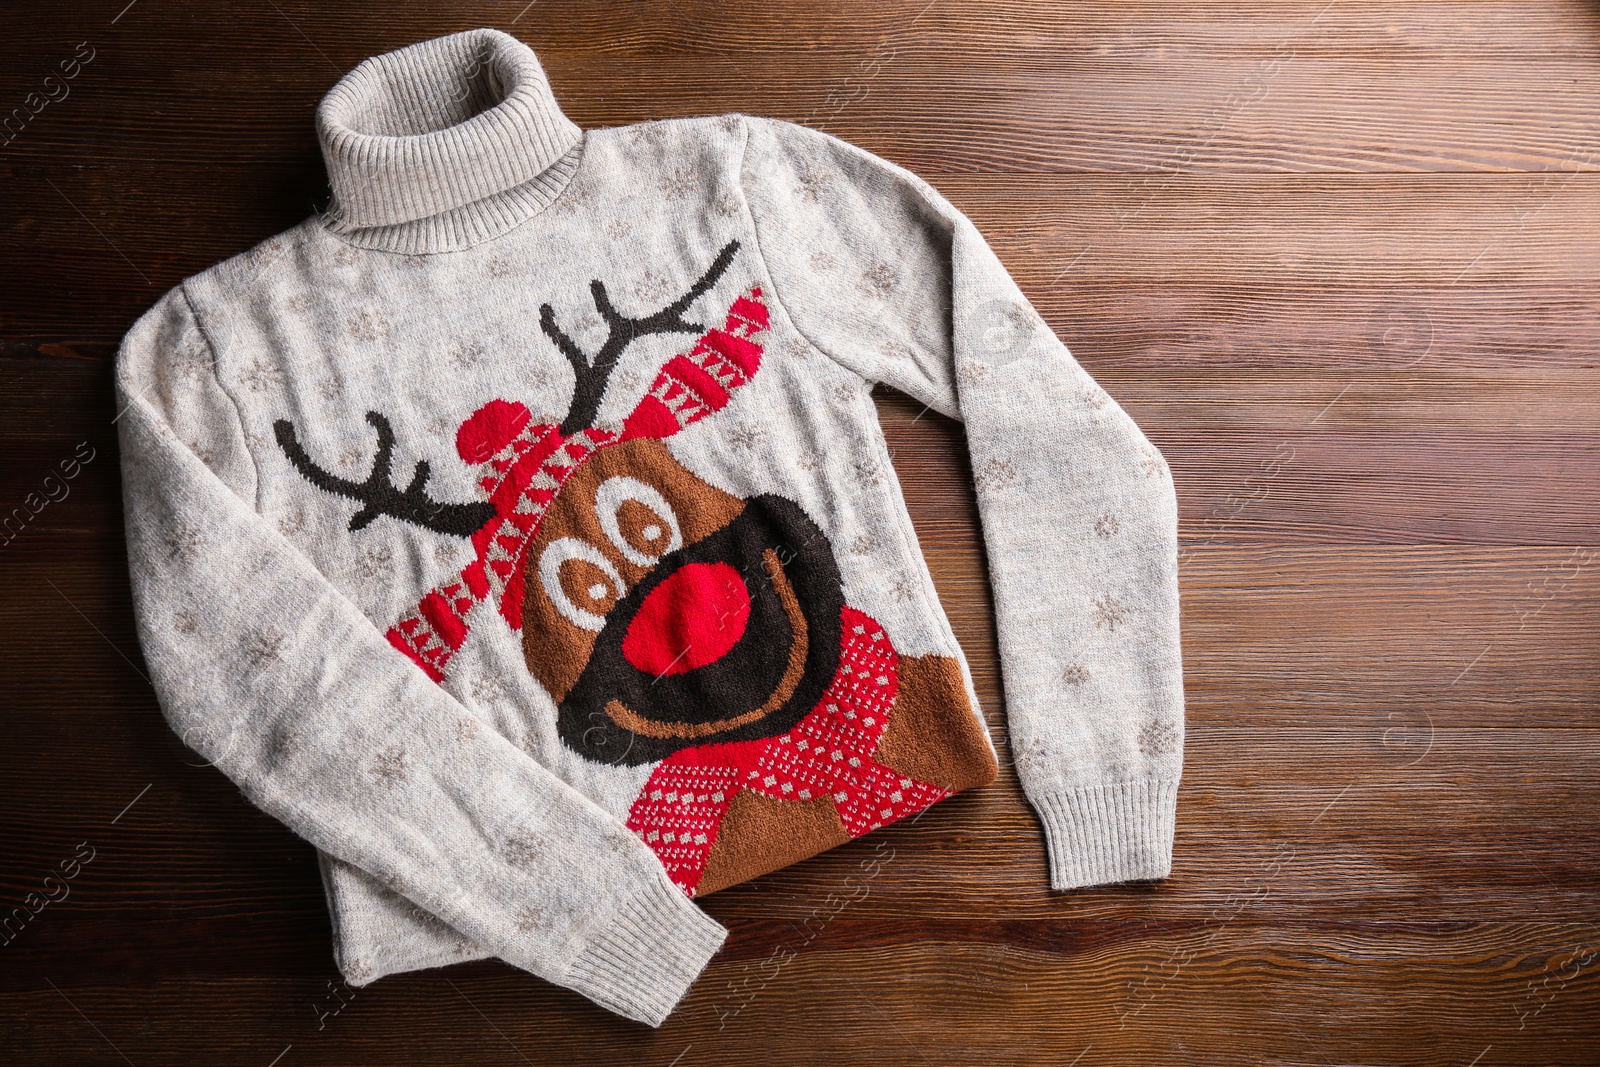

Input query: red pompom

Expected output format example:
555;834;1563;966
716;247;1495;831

456;399;532;463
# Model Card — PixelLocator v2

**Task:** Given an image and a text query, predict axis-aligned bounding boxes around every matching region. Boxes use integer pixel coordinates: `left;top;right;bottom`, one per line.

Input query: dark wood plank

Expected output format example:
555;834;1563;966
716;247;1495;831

6;2;1600;172
4;922;1598;1065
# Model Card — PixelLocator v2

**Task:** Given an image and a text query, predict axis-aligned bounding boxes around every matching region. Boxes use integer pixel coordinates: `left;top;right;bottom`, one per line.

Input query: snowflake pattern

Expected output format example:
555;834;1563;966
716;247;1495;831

550;178;595;216
977;300;1038;357
162;519;207;564
795;449;821;472
1094;513;1121;539
887;573;920;603
1075;384;1110;411
470;676;509;705
244;626;291;669
848;533;880;556
633;268;676;303
973;457;1017;493
599;827;641;864
370;745;412;786
343;958;373;982
485;256;516;279
351;543;393;583
808;249;837;274
657;165;700;201
171;609;201;635
1061;662;1090;686
348;308;390;343
726;421;767;452
956;358;991;386
246;241;284;271
853;456;886;488
515;904;546;932
1138;718;1181;757
170;333;214;380
273;725;303;760
881;339;916;364
339;445;370;473
447;340;485;370
406;904;451;933
628;121;669;146
1090;593;1130;631
276;509;306;537
239;357;285;393
573;311;607;349
503;828;547;868
1140;451;1170;479
331;244;361;267
604;218;633;241
284;292;315;314
1011;736;1051;776
861;262;899;299
793;159;833;202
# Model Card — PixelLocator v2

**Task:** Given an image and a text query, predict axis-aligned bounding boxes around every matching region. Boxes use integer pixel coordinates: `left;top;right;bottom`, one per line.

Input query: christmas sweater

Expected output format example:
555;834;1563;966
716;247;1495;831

116;28;1186;1027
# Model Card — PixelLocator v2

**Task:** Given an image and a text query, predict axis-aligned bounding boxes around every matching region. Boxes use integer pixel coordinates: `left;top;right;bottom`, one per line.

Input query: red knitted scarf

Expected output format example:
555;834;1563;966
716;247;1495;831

626;605;950;896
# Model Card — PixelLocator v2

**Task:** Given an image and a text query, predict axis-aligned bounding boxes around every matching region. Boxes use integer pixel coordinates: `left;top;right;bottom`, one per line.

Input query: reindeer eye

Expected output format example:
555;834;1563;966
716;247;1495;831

594;476;682;567
538;537;624;631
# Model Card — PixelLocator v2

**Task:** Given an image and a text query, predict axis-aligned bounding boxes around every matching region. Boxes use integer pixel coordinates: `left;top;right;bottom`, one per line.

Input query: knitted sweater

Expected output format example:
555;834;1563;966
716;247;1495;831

116;28;1185;1027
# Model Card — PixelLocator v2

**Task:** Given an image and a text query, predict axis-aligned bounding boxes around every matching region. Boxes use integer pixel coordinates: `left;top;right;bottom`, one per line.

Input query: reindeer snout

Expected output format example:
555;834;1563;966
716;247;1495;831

621;561;751;677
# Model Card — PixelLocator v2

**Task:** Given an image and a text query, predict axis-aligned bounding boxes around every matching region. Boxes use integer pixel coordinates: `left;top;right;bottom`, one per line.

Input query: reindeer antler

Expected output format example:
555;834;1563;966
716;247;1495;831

273;411;497;537
542;239;740;434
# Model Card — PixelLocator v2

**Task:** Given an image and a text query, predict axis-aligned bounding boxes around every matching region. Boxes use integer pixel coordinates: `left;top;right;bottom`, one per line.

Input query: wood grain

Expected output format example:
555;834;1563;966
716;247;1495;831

3;1;1599;1064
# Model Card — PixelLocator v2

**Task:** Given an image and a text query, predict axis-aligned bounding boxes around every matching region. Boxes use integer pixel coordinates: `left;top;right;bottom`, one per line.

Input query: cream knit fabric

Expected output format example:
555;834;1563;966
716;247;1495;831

116;28;1185;1027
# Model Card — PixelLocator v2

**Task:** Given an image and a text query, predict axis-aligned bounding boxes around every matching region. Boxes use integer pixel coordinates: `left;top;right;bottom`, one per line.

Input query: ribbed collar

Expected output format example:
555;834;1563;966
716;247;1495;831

316;29;584;254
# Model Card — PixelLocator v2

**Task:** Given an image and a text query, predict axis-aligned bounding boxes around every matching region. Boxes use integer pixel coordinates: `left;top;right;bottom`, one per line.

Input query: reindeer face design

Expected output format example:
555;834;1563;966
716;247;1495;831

275;240;997;896
522;437;845;766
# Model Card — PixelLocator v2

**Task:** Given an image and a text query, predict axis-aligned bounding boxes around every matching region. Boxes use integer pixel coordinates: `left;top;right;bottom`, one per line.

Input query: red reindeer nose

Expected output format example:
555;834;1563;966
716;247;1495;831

623;562;751;676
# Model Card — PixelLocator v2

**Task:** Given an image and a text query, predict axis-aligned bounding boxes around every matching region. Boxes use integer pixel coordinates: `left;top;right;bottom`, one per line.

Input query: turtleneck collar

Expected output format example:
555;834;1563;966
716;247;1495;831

316;29;584;254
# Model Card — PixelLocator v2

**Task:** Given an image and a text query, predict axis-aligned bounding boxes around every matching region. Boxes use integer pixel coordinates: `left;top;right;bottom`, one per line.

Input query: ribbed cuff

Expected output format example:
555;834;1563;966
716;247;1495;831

559;870;727;1027
1033;779;1179;890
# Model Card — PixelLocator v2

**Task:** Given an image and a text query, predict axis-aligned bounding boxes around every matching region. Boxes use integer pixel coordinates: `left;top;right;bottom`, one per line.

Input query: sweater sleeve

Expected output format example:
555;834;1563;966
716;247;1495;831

116;286;726;1026
738;117;1185;890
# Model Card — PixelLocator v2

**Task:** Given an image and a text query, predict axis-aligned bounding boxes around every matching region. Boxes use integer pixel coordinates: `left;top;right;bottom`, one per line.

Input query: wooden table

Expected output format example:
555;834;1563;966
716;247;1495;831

4;3;1598;1064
